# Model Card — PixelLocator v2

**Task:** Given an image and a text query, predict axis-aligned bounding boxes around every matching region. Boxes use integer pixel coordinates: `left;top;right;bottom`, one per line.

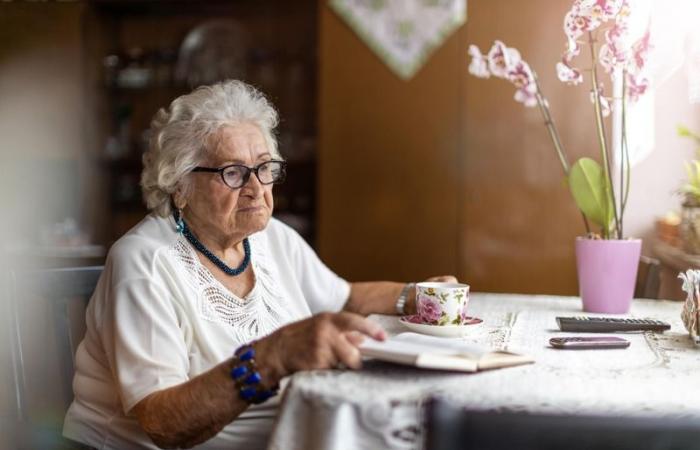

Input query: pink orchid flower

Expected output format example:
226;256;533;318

468;41;538;108
559;0;650;105
508;60;535;90
629;29;651;74
556;61;583;85
560;0;630;85
468;45;490;79
514;88;538;107
487;40;521;79
564;9;600;42
508;60;538;106
599;22;630;73
626;71;649;102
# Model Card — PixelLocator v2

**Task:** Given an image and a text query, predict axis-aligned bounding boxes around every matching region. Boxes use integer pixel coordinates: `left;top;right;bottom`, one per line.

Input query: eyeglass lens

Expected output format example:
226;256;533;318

222;161;285;189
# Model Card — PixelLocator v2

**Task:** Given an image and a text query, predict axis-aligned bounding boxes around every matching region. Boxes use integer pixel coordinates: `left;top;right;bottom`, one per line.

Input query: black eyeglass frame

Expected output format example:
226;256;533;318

192;160;287;189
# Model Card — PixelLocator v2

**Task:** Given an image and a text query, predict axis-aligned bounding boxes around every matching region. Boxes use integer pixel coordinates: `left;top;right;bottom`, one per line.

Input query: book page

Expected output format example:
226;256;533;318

360;333;490;359
391;333;491;358
360;332;533;371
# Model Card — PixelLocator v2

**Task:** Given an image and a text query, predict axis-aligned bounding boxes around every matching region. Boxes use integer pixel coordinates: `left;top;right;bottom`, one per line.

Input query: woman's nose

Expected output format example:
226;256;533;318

241;170;264;194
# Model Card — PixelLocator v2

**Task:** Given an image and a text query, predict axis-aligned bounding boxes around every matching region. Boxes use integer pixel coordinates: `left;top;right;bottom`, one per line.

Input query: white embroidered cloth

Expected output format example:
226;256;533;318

267;293;699;450
329;0;466;79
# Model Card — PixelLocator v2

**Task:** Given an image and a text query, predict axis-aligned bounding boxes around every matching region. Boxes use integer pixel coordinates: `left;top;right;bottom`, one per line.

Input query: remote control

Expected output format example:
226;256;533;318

556;316;671;333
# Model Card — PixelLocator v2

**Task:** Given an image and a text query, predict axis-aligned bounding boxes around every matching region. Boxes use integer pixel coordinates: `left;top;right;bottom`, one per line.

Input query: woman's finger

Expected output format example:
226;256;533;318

344;331;366;347
426;275;458;283
331;333;363;370
332;312;386;341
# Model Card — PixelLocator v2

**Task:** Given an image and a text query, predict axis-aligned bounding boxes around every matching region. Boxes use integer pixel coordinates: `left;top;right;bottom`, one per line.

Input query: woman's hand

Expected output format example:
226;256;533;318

424;275;458;283
254;312;386;383
344;276;461;317
404;275;459;315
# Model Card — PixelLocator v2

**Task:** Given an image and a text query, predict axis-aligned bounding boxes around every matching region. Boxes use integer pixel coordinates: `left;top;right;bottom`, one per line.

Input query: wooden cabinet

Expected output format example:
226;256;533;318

84;0;319;245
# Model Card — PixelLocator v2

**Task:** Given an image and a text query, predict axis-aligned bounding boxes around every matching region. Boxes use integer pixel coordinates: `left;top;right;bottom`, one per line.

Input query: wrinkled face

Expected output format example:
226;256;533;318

183;123;275;242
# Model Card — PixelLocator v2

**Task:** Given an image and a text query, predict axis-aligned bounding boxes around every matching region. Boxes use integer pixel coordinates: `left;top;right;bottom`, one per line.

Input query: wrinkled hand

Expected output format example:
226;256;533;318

405;275;460;315
255;312;386;381
425;275;458;283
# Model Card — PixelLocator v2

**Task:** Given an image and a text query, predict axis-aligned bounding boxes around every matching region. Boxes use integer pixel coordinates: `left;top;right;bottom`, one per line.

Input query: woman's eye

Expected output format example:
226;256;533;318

224;169;244;181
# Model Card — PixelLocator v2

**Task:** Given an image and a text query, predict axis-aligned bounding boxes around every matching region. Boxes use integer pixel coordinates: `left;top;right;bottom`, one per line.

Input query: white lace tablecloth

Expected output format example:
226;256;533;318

267;293;699;450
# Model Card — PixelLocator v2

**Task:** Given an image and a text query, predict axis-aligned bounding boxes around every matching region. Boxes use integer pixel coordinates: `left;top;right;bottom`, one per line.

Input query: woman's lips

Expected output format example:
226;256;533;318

238;205;264;212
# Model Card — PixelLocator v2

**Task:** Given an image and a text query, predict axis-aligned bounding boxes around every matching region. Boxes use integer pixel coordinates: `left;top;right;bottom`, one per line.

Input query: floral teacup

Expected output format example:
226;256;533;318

415;282;470;326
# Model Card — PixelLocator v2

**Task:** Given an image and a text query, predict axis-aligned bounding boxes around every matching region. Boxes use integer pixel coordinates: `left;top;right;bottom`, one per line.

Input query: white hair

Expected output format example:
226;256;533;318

141;79;280;217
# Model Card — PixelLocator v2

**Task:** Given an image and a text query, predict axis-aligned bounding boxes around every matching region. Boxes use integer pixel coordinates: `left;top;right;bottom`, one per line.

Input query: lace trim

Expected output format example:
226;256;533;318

169;232;294;343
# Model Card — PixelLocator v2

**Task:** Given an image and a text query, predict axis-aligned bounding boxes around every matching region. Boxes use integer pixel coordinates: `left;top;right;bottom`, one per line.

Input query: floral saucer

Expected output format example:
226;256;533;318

399;315;483;337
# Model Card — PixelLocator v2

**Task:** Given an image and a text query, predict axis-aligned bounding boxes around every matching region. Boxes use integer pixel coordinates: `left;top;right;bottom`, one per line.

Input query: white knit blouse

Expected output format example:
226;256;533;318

63;214;350;449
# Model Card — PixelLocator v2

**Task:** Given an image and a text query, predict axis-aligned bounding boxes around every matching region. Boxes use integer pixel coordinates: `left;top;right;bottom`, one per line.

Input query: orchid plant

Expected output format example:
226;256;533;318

468;0;652;239
678;125;700;206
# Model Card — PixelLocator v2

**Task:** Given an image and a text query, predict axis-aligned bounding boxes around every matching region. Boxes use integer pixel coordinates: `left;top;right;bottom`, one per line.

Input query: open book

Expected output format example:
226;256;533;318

359;332;534;372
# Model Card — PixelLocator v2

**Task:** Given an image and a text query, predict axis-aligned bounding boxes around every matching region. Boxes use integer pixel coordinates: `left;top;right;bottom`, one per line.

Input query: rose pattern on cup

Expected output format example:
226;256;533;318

417;294;442;324
415;282;470;326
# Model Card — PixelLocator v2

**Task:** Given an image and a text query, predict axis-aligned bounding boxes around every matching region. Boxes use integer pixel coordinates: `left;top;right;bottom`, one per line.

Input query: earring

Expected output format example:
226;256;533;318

175;208;185;234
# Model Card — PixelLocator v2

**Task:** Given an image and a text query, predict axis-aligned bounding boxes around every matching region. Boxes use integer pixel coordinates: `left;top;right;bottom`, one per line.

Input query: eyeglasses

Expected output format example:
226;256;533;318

192;160;287;190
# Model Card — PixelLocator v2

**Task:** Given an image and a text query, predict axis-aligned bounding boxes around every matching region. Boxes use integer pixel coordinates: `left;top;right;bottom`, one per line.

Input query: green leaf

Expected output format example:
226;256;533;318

568;158;613;229
678;124;692;137
682;184;700;197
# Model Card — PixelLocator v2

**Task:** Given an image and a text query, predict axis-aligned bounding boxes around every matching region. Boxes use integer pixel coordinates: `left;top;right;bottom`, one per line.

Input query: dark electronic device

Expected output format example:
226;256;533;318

549;336;630;350
556;316;671;333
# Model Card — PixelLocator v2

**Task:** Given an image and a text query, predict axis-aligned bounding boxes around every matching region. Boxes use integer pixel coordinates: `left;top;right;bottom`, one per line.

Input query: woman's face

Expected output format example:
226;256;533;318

183;122;275;243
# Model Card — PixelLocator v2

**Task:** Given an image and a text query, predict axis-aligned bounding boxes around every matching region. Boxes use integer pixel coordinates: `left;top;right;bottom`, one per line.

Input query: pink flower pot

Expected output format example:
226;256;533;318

575;237;642;314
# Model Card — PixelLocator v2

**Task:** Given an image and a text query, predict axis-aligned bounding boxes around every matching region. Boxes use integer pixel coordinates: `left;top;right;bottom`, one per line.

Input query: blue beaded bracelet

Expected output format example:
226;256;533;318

230;344;279;405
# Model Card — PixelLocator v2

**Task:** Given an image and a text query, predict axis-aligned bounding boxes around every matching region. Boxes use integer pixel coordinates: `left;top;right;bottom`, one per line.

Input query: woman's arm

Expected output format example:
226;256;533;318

131;312;385;449
131;356;262;449
344;276;458;317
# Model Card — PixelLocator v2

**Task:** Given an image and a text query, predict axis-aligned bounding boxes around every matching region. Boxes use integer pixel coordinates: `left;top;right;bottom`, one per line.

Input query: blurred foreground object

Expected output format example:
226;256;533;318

679;269;700;344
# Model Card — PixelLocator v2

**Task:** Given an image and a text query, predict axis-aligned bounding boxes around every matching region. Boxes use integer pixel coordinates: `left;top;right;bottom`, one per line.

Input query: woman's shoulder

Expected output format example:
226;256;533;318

261;217;305;248
107;214;178;266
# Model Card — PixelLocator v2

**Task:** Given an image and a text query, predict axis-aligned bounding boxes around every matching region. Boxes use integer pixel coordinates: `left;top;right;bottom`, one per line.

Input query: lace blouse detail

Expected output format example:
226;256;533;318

169;232;294;343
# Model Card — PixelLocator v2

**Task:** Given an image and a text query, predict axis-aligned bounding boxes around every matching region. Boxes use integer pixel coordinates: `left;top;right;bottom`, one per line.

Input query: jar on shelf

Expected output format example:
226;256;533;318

117;47;152;89
681;197;700;254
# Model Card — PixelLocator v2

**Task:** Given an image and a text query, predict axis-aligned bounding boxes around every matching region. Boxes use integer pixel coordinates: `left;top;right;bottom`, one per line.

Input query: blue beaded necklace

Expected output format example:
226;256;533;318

174;210;251;276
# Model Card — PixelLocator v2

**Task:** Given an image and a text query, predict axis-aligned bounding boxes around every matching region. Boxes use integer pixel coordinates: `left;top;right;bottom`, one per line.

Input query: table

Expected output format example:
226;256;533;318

652;239;700;300
267;293;700;450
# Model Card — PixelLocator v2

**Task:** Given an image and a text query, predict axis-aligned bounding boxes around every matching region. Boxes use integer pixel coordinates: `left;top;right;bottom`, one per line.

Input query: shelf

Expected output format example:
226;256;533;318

652;239;700;273
87;0;319;246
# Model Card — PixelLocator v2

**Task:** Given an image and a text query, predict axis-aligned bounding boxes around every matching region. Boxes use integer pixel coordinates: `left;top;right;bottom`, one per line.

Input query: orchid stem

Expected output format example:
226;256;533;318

533;72;569;174
588;31;620;239
532;71;591;234
620;72;630;238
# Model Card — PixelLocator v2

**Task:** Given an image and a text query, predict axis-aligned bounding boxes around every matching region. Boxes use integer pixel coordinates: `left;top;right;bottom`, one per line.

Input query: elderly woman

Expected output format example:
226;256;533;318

63;80;456;449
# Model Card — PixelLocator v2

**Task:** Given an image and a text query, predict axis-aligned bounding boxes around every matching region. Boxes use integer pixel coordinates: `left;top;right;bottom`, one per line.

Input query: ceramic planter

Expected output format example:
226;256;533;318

575;237;642;314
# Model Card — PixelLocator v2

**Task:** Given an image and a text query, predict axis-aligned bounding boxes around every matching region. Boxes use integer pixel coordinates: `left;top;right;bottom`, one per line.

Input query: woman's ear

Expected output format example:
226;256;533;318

172;187;187;210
